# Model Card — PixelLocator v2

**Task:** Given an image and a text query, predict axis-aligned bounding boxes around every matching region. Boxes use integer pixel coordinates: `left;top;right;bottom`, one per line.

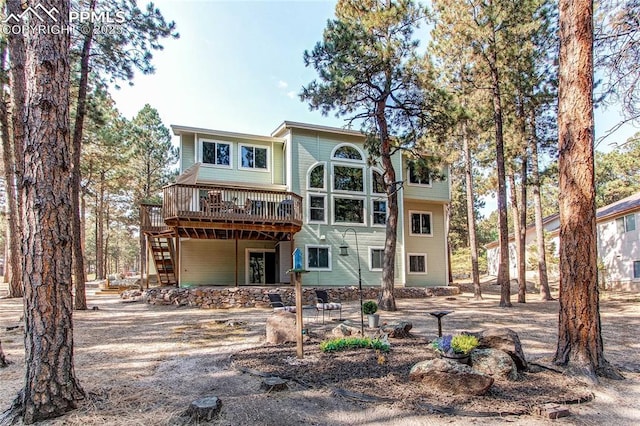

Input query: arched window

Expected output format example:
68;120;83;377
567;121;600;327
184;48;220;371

331;144;364;161
308;163;325;189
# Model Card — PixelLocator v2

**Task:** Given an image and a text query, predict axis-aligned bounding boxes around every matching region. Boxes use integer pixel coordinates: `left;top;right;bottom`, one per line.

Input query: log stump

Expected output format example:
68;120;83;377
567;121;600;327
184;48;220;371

186;396;222;422
261;376;288;392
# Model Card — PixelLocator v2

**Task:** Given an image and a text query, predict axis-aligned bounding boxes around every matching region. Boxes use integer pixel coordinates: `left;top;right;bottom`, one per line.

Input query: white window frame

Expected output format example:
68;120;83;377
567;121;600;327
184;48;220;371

199;138;232;169
238;143;270;172
407;253;428;275
331;163;366;194
369;246;385;272
407;162;432;187
307;161;327;191
332;195;366;226
307;193;327;224
409;210;433;236
306;244;332;271
331;143;365;163
371;198;388;227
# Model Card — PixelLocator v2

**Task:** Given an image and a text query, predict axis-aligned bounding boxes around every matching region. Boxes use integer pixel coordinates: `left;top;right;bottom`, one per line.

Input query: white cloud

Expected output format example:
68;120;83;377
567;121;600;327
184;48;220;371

277;80;288;89
286;91;297;99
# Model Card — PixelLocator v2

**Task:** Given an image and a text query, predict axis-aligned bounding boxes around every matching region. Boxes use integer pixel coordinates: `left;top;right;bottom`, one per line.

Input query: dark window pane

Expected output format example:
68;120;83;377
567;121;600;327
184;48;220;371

310;196;325;221
626;214;636;232
318;248;329;268
371;249;383;269
372;170;385;193
255;147;267;169
333;146;362;160
309;165;324;188
216;143;229;165
203;142;216;164
334;198;364;223
421;213;431;234
409;255;425;273
634;261;640;279
334;166;363;192
411;213;421;234
373;200;387;225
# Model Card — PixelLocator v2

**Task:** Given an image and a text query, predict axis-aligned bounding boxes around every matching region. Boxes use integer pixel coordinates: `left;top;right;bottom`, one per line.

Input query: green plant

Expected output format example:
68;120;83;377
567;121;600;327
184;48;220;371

431;334;479;355
320;336;389;353
362;300;378;315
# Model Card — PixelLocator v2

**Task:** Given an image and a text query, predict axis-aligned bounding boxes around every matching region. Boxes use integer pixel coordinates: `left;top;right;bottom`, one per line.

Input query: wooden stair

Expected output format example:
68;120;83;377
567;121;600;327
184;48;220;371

150;236;177;286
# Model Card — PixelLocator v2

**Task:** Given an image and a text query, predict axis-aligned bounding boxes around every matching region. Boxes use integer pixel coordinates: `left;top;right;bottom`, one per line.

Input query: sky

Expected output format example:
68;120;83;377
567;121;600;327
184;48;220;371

109;0;639;213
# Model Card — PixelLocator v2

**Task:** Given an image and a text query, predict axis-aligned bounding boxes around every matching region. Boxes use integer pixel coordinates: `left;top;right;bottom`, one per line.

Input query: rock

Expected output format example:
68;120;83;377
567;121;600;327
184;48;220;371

470;348;518;380
186;396;221;421
331;321;364;337
1;339;10;367
261;377;288;392
380;321;413;338
425;286;460;297
266;311;297;344
409;358;494;395
472;328;528;371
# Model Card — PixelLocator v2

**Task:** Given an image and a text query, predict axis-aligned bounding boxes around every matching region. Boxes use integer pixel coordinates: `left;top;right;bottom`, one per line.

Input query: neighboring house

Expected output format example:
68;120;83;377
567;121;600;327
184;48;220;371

485;192;640;291
140;121;451;289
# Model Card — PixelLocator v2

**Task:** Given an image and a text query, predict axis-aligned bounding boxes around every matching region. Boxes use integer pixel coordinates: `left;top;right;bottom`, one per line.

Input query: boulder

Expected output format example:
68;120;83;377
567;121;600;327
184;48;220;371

470;348;518;380
331;321;364;337
265;312;297;344
380;321;413;338
409;358;494;395
472;328;528;371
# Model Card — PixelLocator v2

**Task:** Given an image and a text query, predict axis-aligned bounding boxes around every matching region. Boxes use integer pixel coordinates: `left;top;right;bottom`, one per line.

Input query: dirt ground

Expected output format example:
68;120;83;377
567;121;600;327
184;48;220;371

1;282;639;425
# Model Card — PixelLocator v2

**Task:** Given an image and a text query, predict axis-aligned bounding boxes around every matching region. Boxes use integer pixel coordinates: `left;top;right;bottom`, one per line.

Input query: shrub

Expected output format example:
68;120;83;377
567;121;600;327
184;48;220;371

362;300;378;315
320;336;389;353
431;334;478;355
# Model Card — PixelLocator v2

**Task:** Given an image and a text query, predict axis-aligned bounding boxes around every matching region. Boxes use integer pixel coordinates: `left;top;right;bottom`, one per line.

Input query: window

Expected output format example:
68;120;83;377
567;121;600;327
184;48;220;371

617;214;636;233
370;248;384;271
309;164;325;189
408;162;432;186
372;170;385;194
307;245;330;270
408;253;427;274
201;140;230;167
333;165;364;192
308;195;326;223
410;211;432;235
634;261;640;279
372;200;387;225
334;197;365;224
240;145;268;170
332;144;363;161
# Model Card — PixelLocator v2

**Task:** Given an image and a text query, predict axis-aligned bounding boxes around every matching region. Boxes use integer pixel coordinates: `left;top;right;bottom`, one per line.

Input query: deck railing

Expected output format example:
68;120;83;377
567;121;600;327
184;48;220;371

140;203;169;233
162;183;303;225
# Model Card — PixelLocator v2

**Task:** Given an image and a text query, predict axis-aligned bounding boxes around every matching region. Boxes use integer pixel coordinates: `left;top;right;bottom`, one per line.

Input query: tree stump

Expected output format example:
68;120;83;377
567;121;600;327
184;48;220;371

381;321;413;338
261;376;288;392
186;396;222;422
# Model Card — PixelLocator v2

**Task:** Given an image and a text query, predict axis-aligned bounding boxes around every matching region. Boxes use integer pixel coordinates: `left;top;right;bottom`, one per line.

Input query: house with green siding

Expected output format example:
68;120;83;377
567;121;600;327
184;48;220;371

140;121;450;289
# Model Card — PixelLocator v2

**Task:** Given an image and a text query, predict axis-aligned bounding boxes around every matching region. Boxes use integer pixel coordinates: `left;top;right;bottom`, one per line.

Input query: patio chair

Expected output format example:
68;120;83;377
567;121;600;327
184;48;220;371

315;289;342;323
267;293;296;313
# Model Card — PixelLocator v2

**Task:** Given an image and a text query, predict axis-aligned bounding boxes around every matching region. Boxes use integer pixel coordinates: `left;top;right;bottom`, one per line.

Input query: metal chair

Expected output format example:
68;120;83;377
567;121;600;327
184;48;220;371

267;293;296;313
315;289;342;323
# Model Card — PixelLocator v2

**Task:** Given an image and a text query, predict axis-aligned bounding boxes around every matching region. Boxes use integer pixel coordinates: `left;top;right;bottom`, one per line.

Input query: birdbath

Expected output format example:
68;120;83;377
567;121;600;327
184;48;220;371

428;310;453;337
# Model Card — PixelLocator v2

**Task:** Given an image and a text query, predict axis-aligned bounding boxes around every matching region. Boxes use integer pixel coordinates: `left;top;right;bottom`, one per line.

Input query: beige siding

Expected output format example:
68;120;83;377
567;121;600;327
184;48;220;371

402;157;450;202
179;239;276;287
403;201;448;286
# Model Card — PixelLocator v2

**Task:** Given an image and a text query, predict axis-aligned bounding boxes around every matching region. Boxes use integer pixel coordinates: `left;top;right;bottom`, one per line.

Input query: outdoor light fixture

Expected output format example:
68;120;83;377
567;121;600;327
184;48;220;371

339;228;364;335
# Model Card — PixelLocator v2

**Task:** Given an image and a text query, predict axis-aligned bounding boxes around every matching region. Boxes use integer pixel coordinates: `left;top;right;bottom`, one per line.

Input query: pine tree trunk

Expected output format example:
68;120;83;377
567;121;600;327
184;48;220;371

463;121;481;299
488;45;511;307
376;100;397;311
4;1;85;421
518;159;528;303
508;172;525;303
529;111;552;300
554;0;620;381
96;175;105;280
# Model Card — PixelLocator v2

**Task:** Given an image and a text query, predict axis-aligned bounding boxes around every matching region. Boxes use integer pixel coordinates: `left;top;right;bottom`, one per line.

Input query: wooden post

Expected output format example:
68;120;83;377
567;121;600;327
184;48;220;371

294;271;303;359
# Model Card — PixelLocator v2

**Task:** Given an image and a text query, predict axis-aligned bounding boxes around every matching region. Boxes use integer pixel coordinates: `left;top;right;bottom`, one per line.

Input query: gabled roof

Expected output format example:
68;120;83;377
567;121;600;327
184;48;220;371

596;191;640;221
271;121;364;138
172;124;285;143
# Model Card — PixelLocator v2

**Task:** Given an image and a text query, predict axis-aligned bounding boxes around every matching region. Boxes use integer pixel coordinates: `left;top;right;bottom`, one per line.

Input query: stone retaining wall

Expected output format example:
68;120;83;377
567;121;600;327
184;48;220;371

140;285;460;309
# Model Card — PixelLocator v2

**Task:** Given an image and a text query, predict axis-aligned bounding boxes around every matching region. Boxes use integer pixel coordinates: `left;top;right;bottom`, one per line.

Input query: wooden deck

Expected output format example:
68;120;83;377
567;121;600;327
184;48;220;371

141;184;303;241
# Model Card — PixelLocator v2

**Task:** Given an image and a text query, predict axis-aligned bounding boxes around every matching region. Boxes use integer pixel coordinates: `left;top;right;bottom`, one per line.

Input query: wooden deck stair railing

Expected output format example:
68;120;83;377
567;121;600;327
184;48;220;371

149;236;177;286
